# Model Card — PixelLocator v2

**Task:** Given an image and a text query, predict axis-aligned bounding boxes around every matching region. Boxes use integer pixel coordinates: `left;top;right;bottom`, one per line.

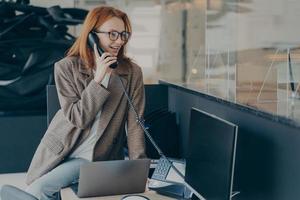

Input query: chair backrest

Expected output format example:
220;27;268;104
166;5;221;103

46;85;60;126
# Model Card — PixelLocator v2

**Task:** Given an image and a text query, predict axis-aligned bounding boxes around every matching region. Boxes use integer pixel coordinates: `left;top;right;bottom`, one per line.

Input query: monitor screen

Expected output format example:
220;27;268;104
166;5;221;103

185;108;238;200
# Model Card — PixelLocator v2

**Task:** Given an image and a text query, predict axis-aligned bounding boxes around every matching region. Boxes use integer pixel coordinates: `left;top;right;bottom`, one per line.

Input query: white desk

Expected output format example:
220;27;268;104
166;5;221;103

61;187;181;200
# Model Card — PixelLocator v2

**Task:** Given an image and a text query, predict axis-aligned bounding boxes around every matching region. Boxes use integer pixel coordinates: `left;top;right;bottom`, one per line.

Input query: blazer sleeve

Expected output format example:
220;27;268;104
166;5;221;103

54;60;110;129
127;65;147;159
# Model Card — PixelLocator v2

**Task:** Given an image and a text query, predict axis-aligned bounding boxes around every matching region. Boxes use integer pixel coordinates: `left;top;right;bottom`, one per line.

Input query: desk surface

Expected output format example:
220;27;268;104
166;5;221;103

61;187;181;200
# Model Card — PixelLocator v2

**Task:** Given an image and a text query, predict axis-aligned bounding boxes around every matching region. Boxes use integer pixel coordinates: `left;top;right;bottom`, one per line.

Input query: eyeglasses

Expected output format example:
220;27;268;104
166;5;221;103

94;30;131;41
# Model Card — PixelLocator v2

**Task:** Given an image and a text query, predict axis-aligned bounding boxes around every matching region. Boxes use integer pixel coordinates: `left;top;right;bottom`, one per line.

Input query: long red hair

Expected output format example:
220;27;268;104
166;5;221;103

67;6;132;68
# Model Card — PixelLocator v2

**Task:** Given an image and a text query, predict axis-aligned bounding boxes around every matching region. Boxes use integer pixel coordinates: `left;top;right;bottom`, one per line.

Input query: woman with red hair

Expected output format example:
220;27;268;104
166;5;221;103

25;6;146;200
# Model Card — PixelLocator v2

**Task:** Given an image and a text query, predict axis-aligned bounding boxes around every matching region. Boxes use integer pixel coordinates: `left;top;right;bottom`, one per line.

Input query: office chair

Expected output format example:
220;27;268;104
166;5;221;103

46;85;60;125
0;185;37;200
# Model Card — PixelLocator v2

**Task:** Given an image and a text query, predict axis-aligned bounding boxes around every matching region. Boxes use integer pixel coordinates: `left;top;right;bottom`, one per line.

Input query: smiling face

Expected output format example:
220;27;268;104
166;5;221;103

95;17;127;57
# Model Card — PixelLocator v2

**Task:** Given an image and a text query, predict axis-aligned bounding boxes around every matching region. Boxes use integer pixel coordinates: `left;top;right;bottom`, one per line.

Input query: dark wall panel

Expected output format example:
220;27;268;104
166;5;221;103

168;87;200;157
0;115;47;173
144;84;169;116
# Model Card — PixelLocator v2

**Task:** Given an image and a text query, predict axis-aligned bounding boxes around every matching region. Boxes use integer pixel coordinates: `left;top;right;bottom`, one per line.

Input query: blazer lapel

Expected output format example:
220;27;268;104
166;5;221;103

97;73;128;137
77;61;94;87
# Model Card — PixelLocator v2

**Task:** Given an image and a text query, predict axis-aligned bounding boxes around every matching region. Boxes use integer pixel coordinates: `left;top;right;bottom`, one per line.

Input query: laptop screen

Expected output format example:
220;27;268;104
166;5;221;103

185;108;238;200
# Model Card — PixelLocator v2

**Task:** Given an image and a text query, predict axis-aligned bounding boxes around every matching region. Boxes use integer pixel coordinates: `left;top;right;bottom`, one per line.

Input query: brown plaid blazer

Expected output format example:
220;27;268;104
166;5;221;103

26;56;146;185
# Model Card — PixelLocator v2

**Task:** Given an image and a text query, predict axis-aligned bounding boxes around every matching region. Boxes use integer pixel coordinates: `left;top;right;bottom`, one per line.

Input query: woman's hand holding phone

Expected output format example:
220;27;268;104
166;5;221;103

93;44;116;84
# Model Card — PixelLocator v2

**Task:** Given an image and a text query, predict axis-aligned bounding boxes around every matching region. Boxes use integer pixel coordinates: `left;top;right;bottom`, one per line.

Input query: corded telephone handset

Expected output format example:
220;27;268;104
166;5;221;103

87;31;118;69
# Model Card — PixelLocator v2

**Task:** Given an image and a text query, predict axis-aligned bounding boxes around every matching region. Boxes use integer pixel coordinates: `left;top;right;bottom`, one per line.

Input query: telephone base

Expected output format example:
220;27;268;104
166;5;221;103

148;179;192;199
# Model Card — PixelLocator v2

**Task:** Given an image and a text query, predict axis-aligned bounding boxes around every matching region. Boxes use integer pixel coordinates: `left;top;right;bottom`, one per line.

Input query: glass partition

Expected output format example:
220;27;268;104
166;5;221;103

152;0;300;120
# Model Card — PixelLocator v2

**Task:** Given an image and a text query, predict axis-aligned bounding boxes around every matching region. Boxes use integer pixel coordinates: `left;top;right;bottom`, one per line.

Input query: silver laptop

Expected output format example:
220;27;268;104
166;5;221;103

71;159;151;198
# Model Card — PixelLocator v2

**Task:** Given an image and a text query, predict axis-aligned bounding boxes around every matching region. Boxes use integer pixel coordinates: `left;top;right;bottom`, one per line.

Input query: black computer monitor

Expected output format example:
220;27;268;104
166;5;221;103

185;108;238;200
